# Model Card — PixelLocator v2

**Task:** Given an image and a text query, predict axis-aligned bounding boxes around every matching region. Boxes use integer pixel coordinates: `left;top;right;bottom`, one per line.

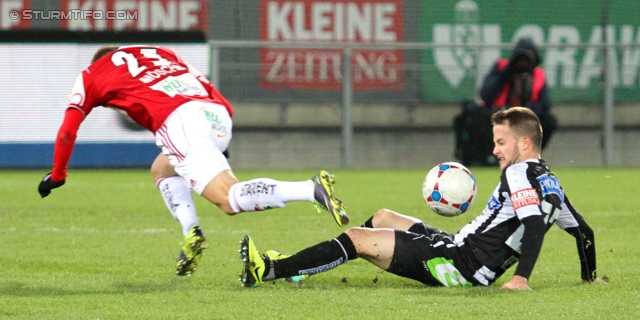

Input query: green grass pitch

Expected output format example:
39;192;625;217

0;168;638;318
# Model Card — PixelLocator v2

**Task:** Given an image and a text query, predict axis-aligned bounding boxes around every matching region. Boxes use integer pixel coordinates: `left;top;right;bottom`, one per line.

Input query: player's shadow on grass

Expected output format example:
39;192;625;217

0;280;184;297
254;275;511;297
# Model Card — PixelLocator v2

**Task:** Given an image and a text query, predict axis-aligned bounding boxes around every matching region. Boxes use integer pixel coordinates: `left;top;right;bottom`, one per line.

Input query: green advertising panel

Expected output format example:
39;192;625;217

421;0;640;102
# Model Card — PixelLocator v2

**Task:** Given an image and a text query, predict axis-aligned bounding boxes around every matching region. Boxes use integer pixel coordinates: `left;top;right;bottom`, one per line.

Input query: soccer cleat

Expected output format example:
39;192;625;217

239;235;266;287
265;250;309;283
175;226;207;276
312;170;349;227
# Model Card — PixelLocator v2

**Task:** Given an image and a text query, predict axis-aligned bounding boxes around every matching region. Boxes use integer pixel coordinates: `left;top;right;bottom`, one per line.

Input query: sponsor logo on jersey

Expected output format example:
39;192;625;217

510;188;540;210
150;73;207;98
536;174;565;200
487;193;501;211
139;64;187;83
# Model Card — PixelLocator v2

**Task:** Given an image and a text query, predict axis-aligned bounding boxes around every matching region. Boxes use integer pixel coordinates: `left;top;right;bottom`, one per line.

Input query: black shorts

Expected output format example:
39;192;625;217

387;223;478;287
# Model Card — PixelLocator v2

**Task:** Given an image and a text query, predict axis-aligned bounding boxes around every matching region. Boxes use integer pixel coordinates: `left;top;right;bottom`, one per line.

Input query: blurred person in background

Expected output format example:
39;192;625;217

480;37;558;150
455;38;557;167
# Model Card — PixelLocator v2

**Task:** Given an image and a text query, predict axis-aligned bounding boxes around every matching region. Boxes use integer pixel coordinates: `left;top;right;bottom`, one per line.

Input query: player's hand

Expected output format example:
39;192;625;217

38;172;65;198
502;275;532;290
583;277;605;284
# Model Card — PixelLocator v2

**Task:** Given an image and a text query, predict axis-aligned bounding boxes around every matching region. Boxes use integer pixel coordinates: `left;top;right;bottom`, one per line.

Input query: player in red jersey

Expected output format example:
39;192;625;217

37;45;350;276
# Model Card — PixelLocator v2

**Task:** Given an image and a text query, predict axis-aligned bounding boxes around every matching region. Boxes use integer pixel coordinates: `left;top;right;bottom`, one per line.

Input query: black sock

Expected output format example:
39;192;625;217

272;233;357;279
361;216;374;228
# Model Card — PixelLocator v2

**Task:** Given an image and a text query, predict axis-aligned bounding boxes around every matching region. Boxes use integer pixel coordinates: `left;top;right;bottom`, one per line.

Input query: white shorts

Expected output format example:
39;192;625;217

155;101;233;194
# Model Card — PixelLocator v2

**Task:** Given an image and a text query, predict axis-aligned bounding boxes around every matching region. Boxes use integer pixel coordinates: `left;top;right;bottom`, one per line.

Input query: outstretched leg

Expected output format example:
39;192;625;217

239;209;463;287
239;227;396;287
201;169;349;226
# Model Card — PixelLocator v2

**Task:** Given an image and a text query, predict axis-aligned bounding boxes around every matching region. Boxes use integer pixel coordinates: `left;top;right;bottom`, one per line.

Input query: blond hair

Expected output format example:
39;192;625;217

491;107;543;152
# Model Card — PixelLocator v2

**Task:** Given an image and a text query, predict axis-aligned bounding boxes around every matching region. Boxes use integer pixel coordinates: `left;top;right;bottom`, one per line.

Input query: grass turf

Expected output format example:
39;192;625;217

0;168;638;319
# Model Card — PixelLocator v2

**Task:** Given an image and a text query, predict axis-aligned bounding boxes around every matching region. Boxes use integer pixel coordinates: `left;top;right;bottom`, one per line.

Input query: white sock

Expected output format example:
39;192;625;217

157;176;199;236
228;178;314;213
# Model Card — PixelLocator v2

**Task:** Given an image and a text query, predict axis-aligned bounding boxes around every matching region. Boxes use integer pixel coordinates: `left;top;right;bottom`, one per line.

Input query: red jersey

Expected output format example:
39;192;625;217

50;46;233;181
68;45;233;131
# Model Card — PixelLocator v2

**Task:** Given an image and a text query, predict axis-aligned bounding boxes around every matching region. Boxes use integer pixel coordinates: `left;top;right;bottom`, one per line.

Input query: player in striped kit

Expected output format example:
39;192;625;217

37;45;349;277
240;107;601;289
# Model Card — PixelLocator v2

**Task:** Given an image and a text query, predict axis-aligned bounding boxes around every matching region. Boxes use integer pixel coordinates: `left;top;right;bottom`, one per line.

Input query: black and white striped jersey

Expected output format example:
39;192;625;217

453;158;585;286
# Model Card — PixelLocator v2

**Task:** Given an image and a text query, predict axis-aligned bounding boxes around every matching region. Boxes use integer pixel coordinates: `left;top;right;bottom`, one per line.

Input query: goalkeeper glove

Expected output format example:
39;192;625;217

38;172;65;198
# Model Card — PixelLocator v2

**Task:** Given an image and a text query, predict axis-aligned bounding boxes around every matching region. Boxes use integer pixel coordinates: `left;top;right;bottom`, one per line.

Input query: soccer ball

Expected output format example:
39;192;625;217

422;162;477;217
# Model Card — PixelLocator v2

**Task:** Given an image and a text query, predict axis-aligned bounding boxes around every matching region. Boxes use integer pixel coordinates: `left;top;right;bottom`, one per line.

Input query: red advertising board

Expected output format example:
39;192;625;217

260;0;403;90
59;0;207;31
1;0;31;29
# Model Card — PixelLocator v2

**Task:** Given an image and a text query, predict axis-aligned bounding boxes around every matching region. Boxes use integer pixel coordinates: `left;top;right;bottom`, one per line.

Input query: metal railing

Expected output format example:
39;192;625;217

208;40;618;167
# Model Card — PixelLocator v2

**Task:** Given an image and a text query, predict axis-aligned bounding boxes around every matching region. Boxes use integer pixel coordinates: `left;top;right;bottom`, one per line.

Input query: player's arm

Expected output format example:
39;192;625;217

39;71;92;198
560;195;599;283
38;107;84;198
502;165;549;290
502;214;546;290
52;108;84;180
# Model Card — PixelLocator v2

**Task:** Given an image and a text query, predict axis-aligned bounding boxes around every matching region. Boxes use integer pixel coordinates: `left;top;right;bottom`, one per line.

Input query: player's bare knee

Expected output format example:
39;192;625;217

344;227;369;241
372;208;396;227
150;154;176;182
211;198;238;215
150;167;163;182
150;161;162;181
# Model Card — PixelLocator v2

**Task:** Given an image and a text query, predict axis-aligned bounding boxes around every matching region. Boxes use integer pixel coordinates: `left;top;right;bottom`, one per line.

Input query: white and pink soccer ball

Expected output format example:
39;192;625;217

422;162;477;217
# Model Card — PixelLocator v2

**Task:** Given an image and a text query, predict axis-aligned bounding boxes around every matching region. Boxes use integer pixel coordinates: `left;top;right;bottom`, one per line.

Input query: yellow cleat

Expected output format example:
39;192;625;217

265;250;310;283
175;226;206;276
312;170;349;226
239;235;265;287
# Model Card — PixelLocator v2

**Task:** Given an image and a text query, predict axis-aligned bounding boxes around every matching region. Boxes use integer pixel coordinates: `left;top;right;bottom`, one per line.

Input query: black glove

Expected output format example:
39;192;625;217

38;172;65;198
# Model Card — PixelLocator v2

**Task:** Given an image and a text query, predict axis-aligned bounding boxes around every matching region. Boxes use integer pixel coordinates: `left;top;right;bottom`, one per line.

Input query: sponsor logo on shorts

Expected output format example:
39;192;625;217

510;188;540;210
204;110;221;124
204;109;228;138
